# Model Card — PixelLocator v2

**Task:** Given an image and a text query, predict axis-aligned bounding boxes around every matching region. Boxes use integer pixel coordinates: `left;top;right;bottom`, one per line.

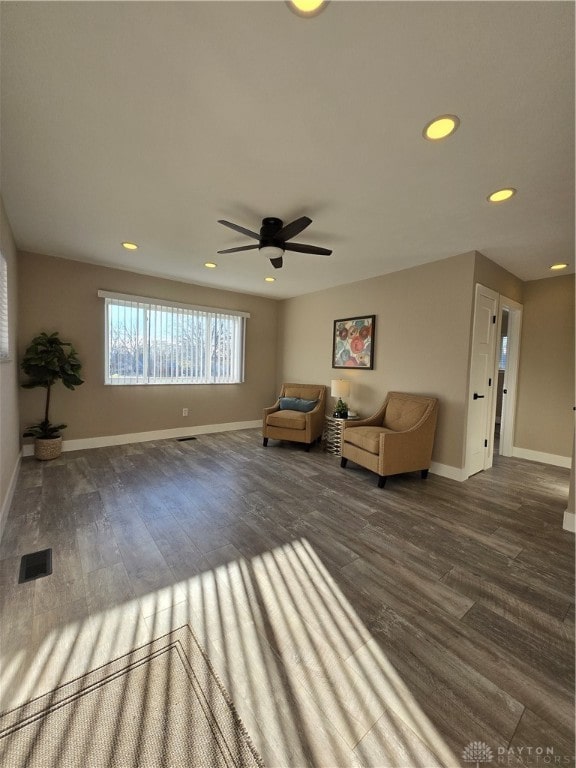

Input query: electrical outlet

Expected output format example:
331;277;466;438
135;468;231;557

182;408;188;417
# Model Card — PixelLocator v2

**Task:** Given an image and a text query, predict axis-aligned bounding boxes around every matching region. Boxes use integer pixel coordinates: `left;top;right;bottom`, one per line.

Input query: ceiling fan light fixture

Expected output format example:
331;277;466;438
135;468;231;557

287;0;328;17
260;245;285;259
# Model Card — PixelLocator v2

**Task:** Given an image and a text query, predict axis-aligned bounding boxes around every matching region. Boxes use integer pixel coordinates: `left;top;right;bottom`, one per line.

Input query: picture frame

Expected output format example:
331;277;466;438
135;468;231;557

332;315;375;369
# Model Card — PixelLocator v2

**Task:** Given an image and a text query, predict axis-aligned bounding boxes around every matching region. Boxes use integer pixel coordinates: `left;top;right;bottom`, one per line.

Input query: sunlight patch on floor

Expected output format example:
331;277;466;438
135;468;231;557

1;538;459;767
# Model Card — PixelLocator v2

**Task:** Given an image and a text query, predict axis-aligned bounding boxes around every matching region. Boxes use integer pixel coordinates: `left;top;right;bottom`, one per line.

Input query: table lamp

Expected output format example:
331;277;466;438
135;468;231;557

331;379;351;418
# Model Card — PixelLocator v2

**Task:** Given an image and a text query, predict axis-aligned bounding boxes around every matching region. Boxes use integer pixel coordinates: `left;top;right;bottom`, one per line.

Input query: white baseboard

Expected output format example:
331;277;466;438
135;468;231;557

429;461;468;483
21;420;262;457
563;511;575;533
512;447;571;469
0;453;21;542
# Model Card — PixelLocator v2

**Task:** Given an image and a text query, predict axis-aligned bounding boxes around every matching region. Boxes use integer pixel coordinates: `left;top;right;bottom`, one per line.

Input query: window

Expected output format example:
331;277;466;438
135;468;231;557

0;254;9;362
98;291;248;385
499;335;508;370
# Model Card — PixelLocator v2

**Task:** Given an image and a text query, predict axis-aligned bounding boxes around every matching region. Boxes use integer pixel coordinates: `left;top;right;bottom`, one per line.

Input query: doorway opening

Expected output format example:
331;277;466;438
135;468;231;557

494;297;523;457
494;309;509;452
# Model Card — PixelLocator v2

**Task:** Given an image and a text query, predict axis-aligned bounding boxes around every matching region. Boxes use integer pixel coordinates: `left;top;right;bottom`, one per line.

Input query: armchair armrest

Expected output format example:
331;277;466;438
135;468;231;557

304;400;324;428
263;399;281;419
342;402;387;429
342;416;372;428
306;400;324;419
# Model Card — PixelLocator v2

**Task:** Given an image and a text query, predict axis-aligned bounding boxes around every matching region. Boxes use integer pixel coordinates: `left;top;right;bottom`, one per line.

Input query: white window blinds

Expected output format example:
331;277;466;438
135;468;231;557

0;254;9;362
98;291;248;385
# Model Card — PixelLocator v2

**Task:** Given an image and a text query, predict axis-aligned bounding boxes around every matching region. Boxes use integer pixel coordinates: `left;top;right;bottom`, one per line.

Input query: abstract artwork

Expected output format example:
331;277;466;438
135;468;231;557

332;315;375;369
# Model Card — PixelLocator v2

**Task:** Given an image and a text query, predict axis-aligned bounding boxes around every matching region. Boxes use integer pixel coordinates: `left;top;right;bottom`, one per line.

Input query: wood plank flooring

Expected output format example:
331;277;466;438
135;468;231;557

0;430;573;767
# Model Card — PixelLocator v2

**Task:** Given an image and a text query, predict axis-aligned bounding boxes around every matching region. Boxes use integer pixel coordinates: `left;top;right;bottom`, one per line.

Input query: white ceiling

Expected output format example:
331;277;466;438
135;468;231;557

1;1;574;299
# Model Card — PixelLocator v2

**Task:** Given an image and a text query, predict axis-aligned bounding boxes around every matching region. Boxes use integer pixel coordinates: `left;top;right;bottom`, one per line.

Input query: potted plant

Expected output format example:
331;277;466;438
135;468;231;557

333;397;349;419
21;331;84;460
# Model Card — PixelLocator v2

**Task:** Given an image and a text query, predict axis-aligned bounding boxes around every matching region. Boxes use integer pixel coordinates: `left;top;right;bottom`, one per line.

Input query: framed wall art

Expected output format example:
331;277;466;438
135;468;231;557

332;315;375;369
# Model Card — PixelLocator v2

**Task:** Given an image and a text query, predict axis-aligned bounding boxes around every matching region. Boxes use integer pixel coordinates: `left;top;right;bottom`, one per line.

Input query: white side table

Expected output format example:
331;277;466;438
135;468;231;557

323;415;360;456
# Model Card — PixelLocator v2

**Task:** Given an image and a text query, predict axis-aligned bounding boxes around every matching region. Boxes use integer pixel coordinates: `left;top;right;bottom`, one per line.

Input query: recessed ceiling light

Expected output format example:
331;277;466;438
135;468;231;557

264;277;276;283
121;241;138;250
204;262;217;269
422;115;460;141
487;188;516;203
286;0;328;17
550;263;568;271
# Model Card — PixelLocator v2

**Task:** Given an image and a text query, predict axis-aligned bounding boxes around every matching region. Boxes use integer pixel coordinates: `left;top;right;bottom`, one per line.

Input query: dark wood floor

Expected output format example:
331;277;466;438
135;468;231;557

0;430;574;767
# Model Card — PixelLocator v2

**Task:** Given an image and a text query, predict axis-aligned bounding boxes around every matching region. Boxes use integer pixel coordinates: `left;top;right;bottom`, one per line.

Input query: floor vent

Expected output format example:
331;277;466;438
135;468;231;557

19;548;53;583
177;437;198;442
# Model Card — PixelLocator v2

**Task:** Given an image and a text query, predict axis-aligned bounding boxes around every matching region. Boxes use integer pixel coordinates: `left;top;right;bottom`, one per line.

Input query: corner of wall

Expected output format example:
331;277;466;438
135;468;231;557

473;251;524;303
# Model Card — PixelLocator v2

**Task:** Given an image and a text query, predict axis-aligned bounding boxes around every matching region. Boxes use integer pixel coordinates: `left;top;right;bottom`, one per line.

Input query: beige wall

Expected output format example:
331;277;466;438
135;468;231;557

474;251;523;303
278;252;477;470
0;197;20;534
515;274;575;458
15;246;574;470
18;252;279;441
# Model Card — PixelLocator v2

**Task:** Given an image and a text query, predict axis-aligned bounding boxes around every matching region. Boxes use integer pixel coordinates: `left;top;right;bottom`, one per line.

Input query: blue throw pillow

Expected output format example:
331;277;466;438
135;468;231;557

279;397;318;413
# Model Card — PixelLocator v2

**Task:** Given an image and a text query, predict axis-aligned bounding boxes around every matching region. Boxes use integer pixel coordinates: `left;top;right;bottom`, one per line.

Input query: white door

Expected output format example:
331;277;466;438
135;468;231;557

466;284;498;476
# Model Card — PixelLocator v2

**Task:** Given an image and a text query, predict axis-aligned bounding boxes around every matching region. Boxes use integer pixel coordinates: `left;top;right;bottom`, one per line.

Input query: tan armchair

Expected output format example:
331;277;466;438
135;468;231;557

340;391;438;487
263;383;326;452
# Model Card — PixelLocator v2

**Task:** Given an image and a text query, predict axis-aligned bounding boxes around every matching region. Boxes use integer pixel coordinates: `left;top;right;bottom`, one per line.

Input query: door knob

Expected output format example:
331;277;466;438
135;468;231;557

473;393;485;400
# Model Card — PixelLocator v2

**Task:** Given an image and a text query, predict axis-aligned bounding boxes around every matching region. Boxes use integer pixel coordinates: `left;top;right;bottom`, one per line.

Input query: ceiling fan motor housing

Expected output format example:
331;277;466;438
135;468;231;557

260;217;284;248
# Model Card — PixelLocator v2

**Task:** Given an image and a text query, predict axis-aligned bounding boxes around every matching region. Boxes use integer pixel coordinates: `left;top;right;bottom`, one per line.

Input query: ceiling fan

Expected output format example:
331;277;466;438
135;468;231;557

217;216;332;269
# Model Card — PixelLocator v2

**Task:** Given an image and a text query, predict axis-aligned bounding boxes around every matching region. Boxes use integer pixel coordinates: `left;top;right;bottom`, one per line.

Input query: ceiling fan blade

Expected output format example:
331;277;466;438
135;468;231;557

284;242;332;256
217;244;260;254
277;216;312;241
270;256;283;269
217;220;260;240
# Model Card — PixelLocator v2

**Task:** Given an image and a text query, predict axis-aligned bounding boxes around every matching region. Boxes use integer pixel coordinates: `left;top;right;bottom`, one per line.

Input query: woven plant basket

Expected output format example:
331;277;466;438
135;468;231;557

34;437;63;461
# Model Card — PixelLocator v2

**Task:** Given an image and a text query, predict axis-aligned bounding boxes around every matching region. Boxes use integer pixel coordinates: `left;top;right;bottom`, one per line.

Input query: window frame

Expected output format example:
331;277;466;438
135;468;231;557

98;291;249;386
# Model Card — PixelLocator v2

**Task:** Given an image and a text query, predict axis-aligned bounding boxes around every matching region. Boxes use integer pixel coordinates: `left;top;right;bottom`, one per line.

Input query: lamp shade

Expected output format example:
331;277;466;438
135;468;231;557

331;379;350;399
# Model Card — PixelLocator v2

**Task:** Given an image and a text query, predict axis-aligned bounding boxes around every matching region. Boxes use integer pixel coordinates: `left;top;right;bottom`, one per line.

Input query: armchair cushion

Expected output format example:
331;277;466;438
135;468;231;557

267;410;307;430
279;397;318;413
344;426;393;454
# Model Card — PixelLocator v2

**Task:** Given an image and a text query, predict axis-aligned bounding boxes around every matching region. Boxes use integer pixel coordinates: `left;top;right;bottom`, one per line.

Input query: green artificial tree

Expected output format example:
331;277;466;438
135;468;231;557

333;397;348;419
21;331;84;439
